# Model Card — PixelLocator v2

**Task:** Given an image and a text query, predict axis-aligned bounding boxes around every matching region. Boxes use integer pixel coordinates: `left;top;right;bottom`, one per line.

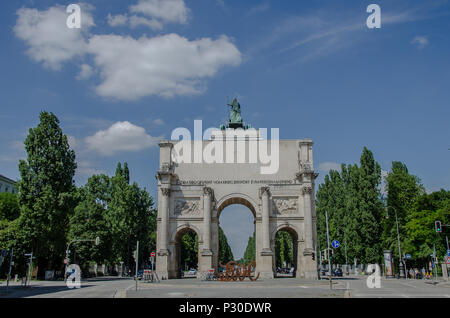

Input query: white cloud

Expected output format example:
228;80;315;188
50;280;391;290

107;13;128;27
76;64;94;80
14;5;94;70
14;4;242;101
85;121;160;156
76;160;105;176
129;15;163;30
411;36;429;49
152;118;165;125
247;2;270;16
319;162;341;172
86;33;241;100
67;135;77;149
130;0;189;24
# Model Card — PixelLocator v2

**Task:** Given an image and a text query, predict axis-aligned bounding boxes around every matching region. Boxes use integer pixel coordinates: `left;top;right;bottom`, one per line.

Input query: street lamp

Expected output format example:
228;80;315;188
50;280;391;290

385;206;407;279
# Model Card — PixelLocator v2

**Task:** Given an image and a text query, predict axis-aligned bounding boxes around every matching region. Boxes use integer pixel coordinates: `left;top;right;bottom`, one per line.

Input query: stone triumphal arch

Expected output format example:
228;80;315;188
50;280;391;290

155;118;318;279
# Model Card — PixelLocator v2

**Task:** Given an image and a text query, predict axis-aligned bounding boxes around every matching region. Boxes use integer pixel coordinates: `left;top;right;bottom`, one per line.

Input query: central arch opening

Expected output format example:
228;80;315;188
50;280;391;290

174;227;198;279
217;197;256;267
274;227;298;278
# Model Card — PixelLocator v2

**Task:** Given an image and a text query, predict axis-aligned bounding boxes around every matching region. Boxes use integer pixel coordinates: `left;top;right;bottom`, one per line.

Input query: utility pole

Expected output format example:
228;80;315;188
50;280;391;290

325;211;332;289
135;240;139;291
433;244;438;281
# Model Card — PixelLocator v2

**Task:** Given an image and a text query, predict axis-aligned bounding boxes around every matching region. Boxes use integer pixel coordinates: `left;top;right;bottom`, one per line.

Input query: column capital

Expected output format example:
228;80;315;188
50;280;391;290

302;186;313;195
203;187;214;197
161;188;171;196
260;186;271;197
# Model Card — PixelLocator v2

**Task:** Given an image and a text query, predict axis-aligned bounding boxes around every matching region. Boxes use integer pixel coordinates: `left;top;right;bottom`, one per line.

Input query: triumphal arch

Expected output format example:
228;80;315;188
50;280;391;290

155;99;318;279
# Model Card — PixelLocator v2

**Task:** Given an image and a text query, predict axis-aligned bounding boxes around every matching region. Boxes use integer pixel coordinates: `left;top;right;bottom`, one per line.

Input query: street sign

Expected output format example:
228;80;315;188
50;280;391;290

151;251;156;258
447;250;450;257
331;240;340;248
445;256;450;265
406;254;411;260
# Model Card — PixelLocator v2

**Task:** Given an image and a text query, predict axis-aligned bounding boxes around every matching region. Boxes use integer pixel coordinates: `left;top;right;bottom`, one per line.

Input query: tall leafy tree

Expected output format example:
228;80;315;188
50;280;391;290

275;231;294;267
17;111;77;274
68;175;111;268
382;161;424;260
0;192;20;221
404;190;449;266
316;147;384;265
241;232;255;265
357;147;383;263
218;226;234;263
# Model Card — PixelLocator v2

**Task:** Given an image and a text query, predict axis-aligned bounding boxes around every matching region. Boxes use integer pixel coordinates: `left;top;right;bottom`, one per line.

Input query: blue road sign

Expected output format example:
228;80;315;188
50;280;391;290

331;240;340;248
406;254;411;260
447;250;450;257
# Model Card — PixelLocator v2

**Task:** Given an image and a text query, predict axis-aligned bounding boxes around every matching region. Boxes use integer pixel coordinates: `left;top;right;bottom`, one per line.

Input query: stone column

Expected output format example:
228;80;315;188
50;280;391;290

302;186;313;254
261;187;271;252
259;187;273;279
200;187;213;275
301;185;317;279
159;187;171;253
203;187;213;252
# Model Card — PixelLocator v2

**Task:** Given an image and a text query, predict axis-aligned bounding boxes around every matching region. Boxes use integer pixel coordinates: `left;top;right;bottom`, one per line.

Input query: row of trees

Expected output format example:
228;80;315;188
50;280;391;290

0;112;156;277
316;147;449;268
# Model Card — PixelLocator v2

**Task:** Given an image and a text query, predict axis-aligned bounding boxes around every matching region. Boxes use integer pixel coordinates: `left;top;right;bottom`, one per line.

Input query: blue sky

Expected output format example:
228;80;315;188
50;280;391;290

1;0;450;259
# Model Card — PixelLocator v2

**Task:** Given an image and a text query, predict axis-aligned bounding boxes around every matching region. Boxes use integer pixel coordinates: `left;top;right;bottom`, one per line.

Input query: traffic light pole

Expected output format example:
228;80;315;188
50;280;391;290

325;211;332;290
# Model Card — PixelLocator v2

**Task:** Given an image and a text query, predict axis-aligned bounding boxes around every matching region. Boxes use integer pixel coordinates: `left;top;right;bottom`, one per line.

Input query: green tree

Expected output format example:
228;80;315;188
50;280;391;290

241;232;255;265
218;226;234;264
0;192;20;221
17;111;77;275
404;190;450;266
68;175;111;269
180;231;198;270
275;231;294;268
382;161;424;261
316;147;384;265
357;147;383;263
106;163;155;267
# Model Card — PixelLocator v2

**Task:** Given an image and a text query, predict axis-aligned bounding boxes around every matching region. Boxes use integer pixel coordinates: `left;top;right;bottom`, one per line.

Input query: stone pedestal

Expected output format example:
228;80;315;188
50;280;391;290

259;249;274;279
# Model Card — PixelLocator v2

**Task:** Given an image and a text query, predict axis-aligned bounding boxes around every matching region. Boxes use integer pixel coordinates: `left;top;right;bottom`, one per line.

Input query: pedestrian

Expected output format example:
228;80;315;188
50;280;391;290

409;268;414;279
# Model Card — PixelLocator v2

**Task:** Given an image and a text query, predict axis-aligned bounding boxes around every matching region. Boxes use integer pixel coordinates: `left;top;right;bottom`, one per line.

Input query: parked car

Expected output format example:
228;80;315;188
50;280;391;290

332;268;343;277
135;269;144;280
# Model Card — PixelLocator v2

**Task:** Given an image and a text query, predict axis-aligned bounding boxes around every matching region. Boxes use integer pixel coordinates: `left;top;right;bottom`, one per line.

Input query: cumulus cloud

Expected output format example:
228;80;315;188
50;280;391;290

76;160;105;176
107;13;128;27
76;64;94;80
129;15;163;30
411;36;429;49
14;4;94;70
14;3;242;101
86;33;241;100
319;162;342;172
152;118;165;125
130;0;189;24
85;121;160;156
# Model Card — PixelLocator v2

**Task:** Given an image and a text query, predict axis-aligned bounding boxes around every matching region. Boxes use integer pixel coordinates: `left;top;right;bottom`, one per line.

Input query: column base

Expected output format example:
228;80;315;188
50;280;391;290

199;249;213;278
156;249;170;279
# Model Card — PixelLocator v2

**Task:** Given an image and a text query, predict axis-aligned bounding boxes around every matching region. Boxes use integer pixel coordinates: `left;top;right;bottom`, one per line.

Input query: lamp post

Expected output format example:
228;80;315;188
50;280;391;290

385;206;406;278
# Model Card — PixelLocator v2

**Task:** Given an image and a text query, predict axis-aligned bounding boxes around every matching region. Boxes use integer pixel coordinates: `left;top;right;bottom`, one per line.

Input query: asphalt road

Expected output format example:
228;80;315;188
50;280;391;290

1;276;449;298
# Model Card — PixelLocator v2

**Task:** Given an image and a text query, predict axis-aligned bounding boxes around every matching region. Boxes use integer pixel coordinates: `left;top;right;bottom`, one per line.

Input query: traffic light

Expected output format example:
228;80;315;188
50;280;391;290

435;220;442;233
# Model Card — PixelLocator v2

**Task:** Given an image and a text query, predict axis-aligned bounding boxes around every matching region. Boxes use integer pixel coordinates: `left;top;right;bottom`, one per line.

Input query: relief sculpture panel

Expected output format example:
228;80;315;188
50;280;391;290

271;197;298;215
